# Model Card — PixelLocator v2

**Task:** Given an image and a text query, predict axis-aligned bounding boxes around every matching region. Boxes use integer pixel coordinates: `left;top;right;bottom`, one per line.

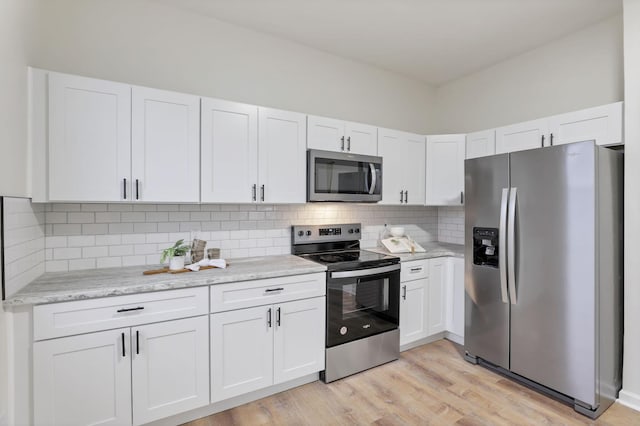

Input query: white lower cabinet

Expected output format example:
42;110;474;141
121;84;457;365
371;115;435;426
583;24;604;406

34;316;210;426
427;258;448;335
131;316;210;425
211;296;325;403
447;257;465;340
399;257;465;348
34;328;132;426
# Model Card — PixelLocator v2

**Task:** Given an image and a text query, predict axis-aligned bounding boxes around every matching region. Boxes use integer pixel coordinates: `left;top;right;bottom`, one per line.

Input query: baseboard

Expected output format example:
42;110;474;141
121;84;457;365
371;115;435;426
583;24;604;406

400;332;445;352
618;389;640;412
444;332;464;345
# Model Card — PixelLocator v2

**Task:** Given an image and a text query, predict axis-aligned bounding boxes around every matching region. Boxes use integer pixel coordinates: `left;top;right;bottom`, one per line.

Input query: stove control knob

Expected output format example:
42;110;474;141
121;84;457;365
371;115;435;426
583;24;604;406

297;231;304;237
306;230;312;236
348;228;354;234
355;228;360;233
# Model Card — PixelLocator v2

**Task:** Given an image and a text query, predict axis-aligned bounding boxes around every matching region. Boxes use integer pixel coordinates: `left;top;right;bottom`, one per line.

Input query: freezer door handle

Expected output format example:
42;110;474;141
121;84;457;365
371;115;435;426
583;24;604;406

507;187;518;305
499;188;509;304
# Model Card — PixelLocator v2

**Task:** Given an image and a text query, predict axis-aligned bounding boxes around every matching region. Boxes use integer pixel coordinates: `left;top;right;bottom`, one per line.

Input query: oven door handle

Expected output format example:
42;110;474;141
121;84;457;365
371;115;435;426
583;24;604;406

329;264;400;279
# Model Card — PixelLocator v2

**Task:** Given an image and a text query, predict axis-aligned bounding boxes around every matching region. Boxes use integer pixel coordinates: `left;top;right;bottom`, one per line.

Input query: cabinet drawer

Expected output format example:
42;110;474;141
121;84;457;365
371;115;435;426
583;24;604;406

34;287;209;340
210;273;326;313
401;260;429;282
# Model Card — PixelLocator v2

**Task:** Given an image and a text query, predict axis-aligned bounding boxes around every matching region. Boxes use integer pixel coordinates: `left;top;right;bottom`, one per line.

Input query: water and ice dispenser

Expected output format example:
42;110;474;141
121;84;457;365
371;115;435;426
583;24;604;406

472;227;499;268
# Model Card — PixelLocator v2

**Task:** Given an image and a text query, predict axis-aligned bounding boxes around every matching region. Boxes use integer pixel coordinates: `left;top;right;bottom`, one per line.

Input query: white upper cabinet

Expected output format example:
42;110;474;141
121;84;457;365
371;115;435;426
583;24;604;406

201;99;258;203
495;118;548;154
258;108;307;204
307;115;377;155
48;72;131;202
466;129;496;159
131;86;200;203
547;102;623;147
378;128;426;205
426;134;466;206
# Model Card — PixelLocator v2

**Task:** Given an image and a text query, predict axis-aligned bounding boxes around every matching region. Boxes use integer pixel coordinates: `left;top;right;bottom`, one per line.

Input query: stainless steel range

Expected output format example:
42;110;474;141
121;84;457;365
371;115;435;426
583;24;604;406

292;223;400;382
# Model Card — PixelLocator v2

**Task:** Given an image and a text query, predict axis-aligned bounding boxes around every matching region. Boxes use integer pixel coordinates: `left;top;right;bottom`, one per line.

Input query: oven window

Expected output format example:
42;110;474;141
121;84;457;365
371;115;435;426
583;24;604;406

342;278;389;319
314;158;381;195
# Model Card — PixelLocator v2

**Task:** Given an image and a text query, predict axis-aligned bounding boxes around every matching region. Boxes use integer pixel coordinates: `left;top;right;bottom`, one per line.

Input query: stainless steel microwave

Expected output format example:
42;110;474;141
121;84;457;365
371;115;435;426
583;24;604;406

307;149;382;202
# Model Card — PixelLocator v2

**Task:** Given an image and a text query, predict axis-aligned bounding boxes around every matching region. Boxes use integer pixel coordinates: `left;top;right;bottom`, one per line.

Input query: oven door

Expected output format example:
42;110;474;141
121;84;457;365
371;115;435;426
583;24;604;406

308;149;382;202
326;263;400;347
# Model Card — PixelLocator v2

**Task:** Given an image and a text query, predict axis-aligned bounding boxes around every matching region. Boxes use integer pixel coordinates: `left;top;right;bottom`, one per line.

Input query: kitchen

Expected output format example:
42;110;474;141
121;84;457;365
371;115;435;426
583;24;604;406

1;0;639;425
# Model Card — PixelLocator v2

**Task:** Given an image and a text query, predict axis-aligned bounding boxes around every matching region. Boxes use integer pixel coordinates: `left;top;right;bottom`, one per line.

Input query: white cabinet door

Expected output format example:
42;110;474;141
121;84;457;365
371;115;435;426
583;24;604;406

307;115;345;152
378;128;405;205
34;328;132;426
428;258;449;335
132;316;209;425
48;72;131;202
273;297;325;384
448;257;465;339
400;278;428;346
258;108;307;204
495;118;548;154
426;134;466;206
547;102;623;147
466;129;496;159
211;306;273;402
201;98;258;203
404;133;426;205
344;121;378;155
131;87;200;203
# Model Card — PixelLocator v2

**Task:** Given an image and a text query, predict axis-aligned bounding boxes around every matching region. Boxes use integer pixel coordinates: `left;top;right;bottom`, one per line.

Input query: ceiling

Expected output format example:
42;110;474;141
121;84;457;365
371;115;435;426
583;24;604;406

153;0;622;86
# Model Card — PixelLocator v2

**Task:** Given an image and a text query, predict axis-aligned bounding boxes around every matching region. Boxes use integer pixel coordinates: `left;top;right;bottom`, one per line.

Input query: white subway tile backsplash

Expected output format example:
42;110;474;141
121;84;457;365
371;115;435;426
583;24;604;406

68;212;95;224
53;248;82;260
69;258;96;271
31;202;448;273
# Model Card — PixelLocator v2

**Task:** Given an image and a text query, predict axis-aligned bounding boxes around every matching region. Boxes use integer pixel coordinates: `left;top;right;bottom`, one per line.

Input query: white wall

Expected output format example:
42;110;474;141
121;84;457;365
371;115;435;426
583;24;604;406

0;0;37;421
434;14;623;133
620;0;640;412
31;0;436;135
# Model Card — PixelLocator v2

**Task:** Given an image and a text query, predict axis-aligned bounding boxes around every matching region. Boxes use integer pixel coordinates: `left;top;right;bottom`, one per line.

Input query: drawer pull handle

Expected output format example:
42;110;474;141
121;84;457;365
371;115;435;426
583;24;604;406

265;288;284;293
410;268;422;272
117;306;145;313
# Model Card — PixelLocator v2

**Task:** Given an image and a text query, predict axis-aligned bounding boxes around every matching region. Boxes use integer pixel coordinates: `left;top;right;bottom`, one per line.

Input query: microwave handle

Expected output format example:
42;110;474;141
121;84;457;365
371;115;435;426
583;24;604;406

368;163;377;195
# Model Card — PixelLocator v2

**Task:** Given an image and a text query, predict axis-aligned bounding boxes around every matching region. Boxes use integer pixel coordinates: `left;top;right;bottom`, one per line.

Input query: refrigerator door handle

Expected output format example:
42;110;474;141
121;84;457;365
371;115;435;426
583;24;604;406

499;188;510;304
508;187;518;304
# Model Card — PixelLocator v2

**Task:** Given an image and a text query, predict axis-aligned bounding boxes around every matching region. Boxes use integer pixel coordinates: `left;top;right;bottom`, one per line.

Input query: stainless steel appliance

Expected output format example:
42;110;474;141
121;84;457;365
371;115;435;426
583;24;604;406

292;223;400;382
464;141;623;419
307;149;382;202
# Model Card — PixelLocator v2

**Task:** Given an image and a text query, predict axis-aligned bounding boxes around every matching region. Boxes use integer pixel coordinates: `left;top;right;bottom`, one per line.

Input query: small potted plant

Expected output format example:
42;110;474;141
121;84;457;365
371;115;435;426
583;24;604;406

160;239;191;271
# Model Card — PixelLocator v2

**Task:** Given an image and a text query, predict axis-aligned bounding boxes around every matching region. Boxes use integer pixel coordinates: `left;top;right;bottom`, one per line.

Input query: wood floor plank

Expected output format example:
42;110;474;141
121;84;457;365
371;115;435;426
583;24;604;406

182;340;640;426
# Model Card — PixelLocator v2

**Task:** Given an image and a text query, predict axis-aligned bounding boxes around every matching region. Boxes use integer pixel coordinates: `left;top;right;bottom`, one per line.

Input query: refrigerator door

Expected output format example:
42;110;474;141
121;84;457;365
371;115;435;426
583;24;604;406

464;154;510;369
509;142;596;407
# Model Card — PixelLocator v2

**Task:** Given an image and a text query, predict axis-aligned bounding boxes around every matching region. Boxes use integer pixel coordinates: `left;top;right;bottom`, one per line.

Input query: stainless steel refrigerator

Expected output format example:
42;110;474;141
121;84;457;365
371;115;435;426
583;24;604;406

464;141;622;419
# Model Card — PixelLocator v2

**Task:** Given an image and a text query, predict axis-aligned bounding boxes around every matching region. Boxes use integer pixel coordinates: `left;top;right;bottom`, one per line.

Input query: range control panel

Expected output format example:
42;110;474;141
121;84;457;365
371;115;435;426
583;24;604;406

292;223;361;245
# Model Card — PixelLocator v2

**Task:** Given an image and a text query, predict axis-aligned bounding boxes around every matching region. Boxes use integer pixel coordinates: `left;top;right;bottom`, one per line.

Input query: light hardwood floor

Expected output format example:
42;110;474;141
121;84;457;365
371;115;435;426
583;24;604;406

184;339;639;425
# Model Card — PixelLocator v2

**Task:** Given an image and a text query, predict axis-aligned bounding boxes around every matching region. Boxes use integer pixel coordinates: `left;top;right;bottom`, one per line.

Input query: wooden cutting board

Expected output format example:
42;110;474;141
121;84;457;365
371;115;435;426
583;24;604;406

143;265;221;275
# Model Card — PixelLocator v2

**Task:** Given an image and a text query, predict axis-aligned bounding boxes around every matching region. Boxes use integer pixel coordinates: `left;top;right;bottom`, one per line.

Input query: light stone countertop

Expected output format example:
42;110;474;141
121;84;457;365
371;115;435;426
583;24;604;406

3;255;327;307
364;241;464;262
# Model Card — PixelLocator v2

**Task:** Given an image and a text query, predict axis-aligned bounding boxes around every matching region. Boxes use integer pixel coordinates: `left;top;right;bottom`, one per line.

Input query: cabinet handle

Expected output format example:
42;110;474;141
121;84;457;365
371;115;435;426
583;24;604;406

276;307;281;326
265;287;284;293
410;267;422;272
541;134;545;147
550;133;554;146
461;191;464;204
402;285;407;300
121;332;126;357
136;330;140;355
123;178;127;200
347;136;351;151
400;190;404;203
405;190;408;204
267;308;272;328
252;184;257;201
261;184;265;202
117;306;144;313
341;136;345;151
135;179;139;200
